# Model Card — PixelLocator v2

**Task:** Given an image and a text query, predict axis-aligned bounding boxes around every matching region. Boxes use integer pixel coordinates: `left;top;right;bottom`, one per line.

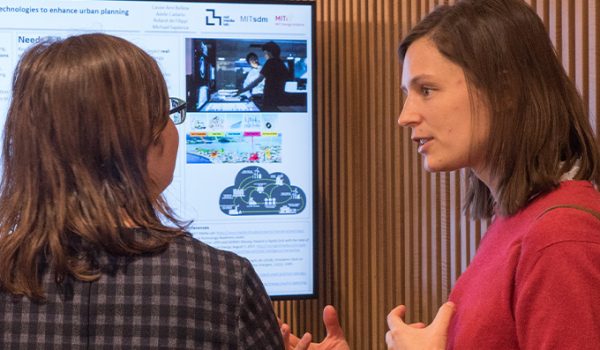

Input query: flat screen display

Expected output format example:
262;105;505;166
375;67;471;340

0;0;315;298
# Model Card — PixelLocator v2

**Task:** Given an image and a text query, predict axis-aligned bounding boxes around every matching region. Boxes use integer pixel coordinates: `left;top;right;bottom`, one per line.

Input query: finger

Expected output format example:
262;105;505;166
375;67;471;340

280;323;300;347
408;322;426;329
295;332;312;350
278;317;283;327
288;331;300;347
386;305;407;329
323;305;345;338
281;324;291;349
430;302;456;329
385;330;394;349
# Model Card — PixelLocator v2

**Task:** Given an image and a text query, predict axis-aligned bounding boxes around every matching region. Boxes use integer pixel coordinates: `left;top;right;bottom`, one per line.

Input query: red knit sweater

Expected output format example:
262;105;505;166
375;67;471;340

447;181;600;349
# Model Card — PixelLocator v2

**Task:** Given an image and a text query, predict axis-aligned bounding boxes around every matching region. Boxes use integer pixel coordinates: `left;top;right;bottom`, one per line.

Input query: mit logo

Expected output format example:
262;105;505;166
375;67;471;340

205;9;222;26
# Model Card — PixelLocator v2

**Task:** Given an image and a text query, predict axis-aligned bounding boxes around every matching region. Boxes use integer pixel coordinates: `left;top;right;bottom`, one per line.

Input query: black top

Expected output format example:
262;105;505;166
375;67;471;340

260;58;289;110
0;231;284;349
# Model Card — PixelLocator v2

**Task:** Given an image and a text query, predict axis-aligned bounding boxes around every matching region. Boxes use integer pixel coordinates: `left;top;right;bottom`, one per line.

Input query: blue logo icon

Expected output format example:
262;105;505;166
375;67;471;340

205;9;222;26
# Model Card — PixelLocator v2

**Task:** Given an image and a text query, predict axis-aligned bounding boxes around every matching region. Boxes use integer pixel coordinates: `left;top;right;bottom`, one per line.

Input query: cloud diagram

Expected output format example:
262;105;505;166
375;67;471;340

219;166;307;216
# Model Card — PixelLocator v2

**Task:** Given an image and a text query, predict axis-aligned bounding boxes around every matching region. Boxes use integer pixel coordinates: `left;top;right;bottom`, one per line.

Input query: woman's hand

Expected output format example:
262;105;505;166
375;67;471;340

280;305;350;350
385;302;455;350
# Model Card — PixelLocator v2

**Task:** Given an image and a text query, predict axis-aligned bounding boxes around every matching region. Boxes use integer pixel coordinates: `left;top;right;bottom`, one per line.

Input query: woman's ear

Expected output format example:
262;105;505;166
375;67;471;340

146;120;179;197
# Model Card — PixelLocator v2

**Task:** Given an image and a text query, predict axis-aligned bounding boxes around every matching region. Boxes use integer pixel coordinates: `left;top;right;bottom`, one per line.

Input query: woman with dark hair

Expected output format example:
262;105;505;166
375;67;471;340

285;0;600;349
0;33;284;349
391;0;600;346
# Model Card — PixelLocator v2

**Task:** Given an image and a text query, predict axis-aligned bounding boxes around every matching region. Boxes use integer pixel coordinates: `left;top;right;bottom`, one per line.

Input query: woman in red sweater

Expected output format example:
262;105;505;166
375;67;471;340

285;0;600;349
391;0;600;347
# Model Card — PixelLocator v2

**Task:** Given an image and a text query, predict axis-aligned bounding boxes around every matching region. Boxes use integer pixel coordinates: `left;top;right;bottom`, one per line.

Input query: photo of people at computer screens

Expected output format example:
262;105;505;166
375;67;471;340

185;38;308;113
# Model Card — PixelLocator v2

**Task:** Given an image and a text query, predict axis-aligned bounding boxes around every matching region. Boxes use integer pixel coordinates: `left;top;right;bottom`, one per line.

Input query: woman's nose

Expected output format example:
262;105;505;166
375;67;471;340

397;95;420;127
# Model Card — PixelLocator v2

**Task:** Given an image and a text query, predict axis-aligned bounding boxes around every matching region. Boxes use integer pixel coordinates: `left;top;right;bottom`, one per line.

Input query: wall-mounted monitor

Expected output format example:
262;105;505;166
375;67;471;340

0;0;316;299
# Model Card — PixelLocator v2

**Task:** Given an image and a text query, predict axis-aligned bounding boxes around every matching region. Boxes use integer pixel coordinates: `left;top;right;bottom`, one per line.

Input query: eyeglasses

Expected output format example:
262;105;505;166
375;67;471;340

169;97;187;125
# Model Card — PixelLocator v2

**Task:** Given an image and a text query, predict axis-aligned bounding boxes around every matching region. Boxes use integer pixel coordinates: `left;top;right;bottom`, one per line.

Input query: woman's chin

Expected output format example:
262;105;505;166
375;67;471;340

424;161;453;173
423;162;441;173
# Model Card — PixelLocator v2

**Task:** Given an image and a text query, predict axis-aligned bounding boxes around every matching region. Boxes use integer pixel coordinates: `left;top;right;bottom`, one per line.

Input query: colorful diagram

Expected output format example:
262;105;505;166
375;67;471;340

186;133;282;164
187;114;282;164
219;166;306;216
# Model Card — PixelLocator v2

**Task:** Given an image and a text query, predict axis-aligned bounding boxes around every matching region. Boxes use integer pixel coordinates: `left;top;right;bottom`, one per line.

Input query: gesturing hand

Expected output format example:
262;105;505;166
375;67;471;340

280;305;350;350
385;302;455;350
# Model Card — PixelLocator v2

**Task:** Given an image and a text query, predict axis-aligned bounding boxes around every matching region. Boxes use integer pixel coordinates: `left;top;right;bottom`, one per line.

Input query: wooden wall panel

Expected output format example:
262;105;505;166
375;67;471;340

273;1;598;348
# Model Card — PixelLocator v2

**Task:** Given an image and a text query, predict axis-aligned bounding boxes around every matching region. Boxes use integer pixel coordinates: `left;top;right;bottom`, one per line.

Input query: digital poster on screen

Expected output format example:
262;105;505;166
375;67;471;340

0;0;316;298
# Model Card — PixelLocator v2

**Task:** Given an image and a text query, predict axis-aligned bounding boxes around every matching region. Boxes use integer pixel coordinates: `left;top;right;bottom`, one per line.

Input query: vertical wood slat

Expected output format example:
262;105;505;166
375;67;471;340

273;1;598;349
595;0;600;133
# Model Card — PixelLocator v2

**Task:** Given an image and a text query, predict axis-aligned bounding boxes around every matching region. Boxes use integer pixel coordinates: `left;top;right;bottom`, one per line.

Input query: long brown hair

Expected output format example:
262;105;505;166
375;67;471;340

399;0;600;218
0;33;186;299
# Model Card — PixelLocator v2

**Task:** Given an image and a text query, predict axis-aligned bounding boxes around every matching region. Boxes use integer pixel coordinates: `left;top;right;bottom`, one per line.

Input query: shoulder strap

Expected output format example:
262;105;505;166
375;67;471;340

538;204;600;221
